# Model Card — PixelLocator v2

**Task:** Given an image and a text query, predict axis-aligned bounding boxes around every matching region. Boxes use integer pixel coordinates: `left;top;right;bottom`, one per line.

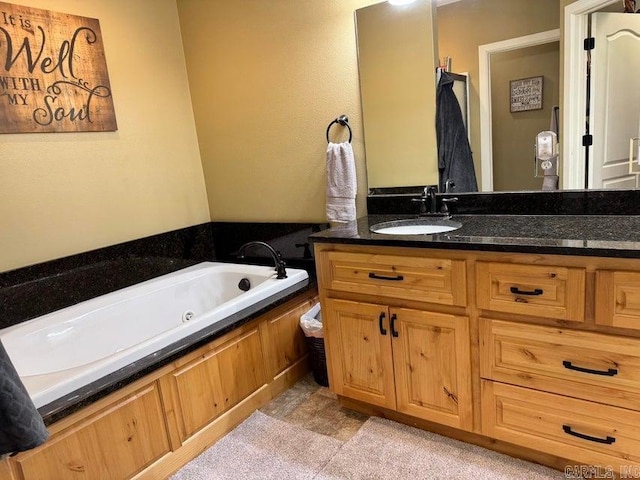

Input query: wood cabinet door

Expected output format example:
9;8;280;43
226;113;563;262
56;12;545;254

15;383;170;480
216;326;267;412
392;308;473;430
261;296;315;379
324;298;396;409
162;325;266;440
595;270;640;330
167;348;227;440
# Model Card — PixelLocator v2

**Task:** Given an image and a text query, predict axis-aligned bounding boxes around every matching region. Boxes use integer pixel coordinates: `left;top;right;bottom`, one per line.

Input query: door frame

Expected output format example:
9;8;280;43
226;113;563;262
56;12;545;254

562;0;618;190
478;29;560;192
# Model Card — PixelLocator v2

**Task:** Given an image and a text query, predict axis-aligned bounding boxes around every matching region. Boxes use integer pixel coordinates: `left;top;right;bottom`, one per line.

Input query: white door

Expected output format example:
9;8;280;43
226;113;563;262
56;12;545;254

590;12;640;189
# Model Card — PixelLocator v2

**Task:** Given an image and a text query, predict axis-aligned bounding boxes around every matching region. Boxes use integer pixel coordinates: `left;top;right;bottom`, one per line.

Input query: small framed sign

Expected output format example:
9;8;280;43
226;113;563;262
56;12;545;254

510;76;543;113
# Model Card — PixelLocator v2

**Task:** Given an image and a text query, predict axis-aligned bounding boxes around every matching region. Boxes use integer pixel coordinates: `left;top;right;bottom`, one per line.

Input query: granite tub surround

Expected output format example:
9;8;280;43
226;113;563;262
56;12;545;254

0;223;216;329
1;222;327;330
211;221;330;274
310;214;640;258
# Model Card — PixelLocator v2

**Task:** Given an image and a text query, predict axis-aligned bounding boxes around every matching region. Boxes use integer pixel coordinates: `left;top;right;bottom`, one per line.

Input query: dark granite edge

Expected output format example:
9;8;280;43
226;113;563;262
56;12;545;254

310;234;640;259
1;221;326;329
0;223;217;329
40;278;315;425
309;214;640;259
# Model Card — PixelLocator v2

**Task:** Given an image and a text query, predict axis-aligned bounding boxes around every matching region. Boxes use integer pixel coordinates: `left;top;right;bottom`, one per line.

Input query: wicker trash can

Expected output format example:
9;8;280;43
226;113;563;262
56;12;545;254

299;303;329;387
305;336;329;387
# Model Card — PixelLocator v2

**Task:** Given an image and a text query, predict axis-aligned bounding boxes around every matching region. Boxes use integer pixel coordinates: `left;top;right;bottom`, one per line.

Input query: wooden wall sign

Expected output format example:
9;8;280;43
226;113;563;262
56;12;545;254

510;76;543;113
0;2;117;133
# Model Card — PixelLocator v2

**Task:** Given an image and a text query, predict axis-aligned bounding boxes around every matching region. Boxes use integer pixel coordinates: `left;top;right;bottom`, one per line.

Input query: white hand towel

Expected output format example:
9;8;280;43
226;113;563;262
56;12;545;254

326;142;357;223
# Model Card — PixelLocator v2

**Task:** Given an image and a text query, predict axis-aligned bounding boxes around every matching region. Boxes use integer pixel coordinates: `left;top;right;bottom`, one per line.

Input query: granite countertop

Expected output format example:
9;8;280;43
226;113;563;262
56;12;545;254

310;214;640;258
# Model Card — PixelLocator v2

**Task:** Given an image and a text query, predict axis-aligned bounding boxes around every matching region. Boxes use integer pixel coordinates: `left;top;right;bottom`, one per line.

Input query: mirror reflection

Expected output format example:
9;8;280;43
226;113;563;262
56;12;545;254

355;1;439;189
356;0;637;193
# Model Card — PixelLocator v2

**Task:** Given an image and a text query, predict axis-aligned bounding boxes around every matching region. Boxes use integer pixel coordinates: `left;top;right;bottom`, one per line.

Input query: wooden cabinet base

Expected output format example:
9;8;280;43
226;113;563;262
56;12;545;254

134;357;309;480
315;244;640;476
1;356;309;480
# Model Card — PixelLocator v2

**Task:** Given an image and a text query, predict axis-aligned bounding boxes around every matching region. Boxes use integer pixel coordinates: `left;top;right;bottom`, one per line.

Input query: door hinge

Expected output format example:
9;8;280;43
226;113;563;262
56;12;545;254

584;37;595;50
582;134;593;147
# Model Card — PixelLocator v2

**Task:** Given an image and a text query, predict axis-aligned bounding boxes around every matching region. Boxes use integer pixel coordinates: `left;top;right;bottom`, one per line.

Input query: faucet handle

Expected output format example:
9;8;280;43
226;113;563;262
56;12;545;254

440;197;458;217
444;179;456;193
411;196;428;215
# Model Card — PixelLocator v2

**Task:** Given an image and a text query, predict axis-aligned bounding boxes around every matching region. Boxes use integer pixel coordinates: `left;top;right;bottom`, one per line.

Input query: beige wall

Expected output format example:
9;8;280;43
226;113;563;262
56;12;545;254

492;43;560;191
177;0;379;222
1;0;210;273
356;1;438;188
438;0;560;189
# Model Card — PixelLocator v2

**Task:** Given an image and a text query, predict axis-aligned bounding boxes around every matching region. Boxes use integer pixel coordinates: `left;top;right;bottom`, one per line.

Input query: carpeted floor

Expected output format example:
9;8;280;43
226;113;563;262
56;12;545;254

170;410;343;480
171;376;565;479
315;417;564;479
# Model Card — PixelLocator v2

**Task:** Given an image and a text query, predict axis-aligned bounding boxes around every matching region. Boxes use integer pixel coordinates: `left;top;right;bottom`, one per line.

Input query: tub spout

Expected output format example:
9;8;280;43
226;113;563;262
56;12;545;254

237;241;288;279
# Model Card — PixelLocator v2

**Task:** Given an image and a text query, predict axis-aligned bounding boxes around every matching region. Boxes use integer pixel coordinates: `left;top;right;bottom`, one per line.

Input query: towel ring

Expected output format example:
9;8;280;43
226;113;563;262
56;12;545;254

326;115;352;144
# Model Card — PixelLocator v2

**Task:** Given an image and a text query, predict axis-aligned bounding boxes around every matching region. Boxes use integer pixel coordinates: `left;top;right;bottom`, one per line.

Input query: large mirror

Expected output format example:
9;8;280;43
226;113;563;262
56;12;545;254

356;0;637;193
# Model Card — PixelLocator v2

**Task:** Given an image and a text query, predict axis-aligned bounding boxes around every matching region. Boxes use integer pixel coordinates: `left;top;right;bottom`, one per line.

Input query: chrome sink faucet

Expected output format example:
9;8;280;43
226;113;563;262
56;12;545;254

237;241;288;279
412;186;439;216
412;186;457;219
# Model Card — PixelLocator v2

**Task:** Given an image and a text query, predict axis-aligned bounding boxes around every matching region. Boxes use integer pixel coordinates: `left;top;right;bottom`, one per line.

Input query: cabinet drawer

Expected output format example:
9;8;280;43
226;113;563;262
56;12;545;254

480;318;640;410
321;251;466;306
476;262;585;321
596;270;640;330
482;381;640;468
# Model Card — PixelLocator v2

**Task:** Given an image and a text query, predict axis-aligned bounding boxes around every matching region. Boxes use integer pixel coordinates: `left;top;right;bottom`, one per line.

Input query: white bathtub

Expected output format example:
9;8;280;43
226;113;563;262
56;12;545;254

0;262;309;410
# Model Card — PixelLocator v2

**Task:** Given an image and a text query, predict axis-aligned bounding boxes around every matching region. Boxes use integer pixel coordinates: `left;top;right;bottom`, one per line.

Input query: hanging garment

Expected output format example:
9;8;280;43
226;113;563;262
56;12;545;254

436;71;478;192
0;340;49;455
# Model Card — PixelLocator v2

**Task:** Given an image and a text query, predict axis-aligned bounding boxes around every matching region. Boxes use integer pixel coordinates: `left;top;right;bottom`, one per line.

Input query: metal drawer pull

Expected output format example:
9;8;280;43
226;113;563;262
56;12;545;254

562;425;616;445
562;361;618;376
369;272;404;281
510;287;543;296
379;312;387;336
390;313;399;337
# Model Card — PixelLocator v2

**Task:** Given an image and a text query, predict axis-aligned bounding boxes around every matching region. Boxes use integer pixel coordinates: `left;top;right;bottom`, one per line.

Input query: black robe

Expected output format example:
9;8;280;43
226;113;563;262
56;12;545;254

0;340;48;455
436;71;478;193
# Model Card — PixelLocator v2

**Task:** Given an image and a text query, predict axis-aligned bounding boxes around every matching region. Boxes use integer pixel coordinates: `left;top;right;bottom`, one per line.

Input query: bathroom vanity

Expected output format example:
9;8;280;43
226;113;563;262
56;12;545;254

312;213;640;476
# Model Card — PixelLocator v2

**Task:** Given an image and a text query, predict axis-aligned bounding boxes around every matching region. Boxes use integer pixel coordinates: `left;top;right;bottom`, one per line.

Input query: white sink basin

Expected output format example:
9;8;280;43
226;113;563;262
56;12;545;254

370;218;462;235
